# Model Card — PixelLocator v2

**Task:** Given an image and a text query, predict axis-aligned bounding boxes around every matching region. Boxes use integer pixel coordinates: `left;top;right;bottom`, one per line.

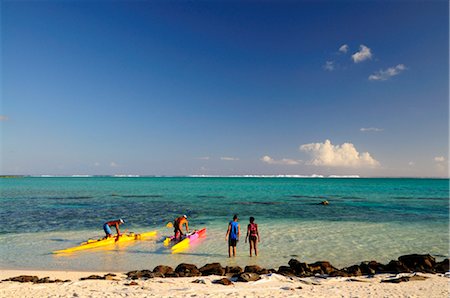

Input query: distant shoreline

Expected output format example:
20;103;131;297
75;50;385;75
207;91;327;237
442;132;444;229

1;175;449;179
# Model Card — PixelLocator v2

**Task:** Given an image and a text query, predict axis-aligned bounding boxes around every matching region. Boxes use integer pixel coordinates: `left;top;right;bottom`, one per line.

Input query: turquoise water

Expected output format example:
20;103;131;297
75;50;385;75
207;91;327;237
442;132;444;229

0;177;448;271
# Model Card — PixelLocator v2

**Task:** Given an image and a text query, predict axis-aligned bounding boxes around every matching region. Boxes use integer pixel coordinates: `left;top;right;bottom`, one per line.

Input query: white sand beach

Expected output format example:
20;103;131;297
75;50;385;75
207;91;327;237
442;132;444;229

0;269;448;298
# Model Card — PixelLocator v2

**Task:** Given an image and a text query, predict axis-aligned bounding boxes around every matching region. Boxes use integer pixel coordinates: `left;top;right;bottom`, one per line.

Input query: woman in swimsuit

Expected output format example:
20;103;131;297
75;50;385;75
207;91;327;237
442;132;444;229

245;216;260;257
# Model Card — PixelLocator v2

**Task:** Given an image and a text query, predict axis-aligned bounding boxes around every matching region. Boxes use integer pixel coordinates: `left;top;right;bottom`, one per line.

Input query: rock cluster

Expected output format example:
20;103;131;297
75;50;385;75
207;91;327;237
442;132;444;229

4;254;446;285
124;254;448;282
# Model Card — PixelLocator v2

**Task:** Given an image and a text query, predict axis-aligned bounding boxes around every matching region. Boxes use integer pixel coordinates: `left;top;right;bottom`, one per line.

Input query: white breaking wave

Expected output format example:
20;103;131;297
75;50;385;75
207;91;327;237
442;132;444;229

188;174;359;178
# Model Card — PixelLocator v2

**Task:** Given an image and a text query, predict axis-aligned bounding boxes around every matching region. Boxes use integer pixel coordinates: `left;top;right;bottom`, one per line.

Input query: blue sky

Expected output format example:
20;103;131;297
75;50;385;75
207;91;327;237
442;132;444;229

1;1;448;177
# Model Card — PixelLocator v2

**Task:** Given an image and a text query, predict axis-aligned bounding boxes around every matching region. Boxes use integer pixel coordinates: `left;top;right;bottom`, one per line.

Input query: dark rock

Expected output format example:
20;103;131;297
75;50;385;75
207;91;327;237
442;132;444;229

277;266;295;276
244;265;263;273
126;270;154;280
268;268;277;274
105;273;116;277
344;265;362;276
308;261;337;275
126;281;139;286
36;277;50;283
153;265;174;275
319;200;329;205
199;263;225;276
237;272;260;282
175;263;201;277
434;259;449;273
398;254;436;273
192;279;206;284
80;275;104;280
212;278;233;285
3;275;39;283
385;260;411;273
152;272;165;278
164;272;180;277
359;262;375;275
243;265;268;275
225;266;243;274
104;275;117;281
360;261;386;274
328;270;351;277
288;259;310;276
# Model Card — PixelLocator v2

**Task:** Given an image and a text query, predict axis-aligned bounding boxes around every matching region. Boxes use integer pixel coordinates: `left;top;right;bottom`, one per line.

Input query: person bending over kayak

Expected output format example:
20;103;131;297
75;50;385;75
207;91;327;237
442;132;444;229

103;219;124;238
245;216;260;257
174;215;189;240
225;214;240;257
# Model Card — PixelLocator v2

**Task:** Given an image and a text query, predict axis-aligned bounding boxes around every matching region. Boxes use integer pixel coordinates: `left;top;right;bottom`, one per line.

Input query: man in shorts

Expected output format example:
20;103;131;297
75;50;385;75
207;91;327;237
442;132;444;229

225;214;240;257
103;218;124;238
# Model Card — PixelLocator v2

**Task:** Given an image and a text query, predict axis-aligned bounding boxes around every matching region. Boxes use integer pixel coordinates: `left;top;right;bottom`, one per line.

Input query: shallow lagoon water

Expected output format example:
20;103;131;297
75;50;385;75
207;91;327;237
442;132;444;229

0;177;448;271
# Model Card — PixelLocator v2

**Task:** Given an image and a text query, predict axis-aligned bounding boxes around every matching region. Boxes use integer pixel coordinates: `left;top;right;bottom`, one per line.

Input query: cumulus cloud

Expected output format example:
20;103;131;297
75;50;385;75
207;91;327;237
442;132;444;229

220;157;239;161
360;127;383;132
0;115;9;121
369;64;406;81
352;45;372;63
299;139;379;168
434;156;445;162
408;161;415;166
110;161;118;167
339;44;349;53
260;155;301;165
323;61;335;71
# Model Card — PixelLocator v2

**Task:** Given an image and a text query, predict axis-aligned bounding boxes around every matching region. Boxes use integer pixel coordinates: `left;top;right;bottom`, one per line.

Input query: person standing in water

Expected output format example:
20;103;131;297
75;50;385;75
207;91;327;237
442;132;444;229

245;216;260;257
225;214;240;257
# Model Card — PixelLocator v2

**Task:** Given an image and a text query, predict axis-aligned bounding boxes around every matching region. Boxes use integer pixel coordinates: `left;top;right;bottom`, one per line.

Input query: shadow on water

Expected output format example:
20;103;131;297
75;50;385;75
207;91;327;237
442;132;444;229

235;201;283;205
46;196;94;200
49;238;71;242
121;195;164;198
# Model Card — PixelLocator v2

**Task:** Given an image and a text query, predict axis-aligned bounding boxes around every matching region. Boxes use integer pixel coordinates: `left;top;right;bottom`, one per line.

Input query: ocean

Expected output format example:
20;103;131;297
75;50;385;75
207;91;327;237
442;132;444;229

0;177;448;271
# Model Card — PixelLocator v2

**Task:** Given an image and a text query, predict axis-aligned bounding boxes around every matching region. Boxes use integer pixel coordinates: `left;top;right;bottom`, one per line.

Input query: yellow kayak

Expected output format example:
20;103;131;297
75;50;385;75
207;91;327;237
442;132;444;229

53;230;157;254
171;228;206;254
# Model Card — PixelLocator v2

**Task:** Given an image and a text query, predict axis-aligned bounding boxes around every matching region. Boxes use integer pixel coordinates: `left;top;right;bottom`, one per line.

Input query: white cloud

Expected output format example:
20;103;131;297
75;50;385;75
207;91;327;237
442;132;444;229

369;64;406;81
197;156;210;160
434;156;445;162
94;162;100;167
339;44;349;53
360;127;383;132
323;61;335;71
299;139;379;168
408;161;415;166
260;155;301;165
220;157;239;161
0;115;9;121
110;161;118;167
352;45;372;63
